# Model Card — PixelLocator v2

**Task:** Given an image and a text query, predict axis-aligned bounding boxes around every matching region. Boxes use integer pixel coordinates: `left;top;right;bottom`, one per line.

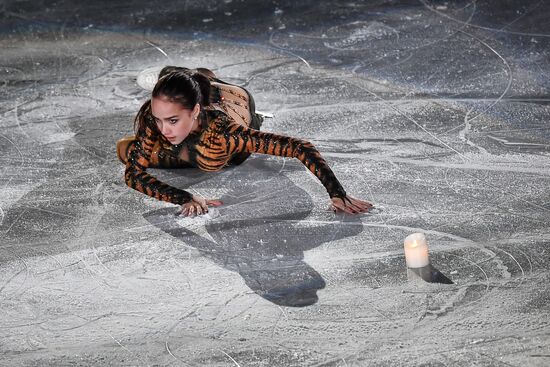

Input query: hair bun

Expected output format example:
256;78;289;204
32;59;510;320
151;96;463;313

190;72;211;106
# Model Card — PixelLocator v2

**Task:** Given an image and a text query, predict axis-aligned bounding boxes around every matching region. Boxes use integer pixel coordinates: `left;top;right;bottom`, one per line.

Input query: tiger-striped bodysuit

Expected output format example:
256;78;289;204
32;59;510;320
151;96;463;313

121;82;347;205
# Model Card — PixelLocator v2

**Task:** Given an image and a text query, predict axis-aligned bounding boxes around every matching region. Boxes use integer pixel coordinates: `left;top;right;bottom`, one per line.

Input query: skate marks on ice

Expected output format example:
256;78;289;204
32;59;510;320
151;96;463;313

266;0;550;158
1;3;550;362
144;158;364;307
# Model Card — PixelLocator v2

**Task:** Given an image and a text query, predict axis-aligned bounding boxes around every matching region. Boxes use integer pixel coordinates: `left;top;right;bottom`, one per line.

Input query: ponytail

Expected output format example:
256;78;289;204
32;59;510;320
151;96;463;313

189;71;211;106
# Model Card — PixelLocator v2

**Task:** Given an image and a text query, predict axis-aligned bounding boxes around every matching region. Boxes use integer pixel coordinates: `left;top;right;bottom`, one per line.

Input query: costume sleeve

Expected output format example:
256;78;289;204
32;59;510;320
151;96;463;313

224;122;347;199
124;126;193;205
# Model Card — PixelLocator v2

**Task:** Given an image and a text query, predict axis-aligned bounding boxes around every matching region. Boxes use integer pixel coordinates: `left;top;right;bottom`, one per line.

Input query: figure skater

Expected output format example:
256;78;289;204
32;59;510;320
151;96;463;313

116;66;373;216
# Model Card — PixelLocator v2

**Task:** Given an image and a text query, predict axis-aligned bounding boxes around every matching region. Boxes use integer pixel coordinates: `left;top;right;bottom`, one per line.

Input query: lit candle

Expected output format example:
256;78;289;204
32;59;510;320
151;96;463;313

404;233;430;268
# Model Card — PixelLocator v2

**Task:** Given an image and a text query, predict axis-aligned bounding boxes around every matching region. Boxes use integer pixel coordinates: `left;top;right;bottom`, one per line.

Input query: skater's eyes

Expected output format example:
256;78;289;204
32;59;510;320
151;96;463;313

152;116;178;126
153;118;177;123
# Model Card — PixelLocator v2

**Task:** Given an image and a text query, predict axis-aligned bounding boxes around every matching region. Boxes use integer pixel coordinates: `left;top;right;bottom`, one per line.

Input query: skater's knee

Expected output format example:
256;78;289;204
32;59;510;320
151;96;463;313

116;135;136;164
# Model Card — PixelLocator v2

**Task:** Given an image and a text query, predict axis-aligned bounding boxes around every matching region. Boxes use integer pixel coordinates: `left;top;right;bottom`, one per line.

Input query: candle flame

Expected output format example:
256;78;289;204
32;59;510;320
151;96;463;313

410;240;418;248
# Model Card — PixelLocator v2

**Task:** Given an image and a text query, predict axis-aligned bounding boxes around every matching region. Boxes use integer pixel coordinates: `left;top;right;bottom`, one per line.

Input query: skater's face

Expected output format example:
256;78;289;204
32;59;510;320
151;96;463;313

151;96;200;145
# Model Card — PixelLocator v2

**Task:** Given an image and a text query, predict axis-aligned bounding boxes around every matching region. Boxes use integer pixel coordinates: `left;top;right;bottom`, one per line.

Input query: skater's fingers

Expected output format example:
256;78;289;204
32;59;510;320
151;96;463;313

331;202;349;214
356;201;373;210
197;200;209;213
331;197;372;215
349;202;368;213
351;198;370;207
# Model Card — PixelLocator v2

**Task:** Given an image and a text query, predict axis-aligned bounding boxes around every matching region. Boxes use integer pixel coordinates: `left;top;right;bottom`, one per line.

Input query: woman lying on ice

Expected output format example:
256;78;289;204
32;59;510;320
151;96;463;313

116;66;373;216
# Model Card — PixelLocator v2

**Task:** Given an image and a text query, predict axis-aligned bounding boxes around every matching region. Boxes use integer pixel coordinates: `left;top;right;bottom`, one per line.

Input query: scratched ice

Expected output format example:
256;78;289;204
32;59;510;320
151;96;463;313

0;1;549;366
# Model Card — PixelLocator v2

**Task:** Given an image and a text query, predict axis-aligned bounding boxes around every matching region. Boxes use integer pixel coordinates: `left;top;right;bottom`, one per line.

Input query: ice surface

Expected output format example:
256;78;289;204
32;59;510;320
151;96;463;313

1;0;550;366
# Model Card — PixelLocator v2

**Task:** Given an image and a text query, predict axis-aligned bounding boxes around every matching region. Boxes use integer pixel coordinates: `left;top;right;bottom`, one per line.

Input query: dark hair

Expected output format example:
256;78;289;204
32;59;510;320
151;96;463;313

133;66;212;135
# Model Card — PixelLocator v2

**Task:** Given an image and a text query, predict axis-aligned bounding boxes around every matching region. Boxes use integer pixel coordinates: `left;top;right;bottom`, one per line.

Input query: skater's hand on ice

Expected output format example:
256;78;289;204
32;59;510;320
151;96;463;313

330;196;373;215
178;195;223;217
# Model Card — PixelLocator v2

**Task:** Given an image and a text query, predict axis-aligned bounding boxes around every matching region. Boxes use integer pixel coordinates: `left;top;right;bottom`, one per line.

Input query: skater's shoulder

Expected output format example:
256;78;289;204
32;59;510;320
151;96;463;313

202;108;232;129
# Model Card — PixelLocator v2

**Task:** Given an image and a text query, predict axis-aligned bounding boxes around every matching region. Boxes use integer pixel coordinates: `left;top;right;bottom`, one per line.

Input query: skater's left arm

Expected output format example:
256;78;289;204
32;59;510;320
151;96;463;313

222;120;373;214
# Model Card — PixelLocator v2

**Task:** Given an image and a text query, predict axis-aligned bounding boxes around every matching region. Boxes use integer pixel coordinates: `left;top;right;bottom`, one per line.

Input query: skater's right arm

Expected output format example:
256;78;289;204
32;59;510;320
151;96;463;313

124;126;194;205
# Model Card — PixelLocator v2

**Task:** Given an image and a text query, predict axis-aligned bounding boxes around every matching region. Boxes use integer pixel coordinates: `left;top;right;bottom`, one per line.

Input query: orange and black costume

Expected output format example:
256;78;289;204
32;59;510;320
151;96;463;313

117;79;347;205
